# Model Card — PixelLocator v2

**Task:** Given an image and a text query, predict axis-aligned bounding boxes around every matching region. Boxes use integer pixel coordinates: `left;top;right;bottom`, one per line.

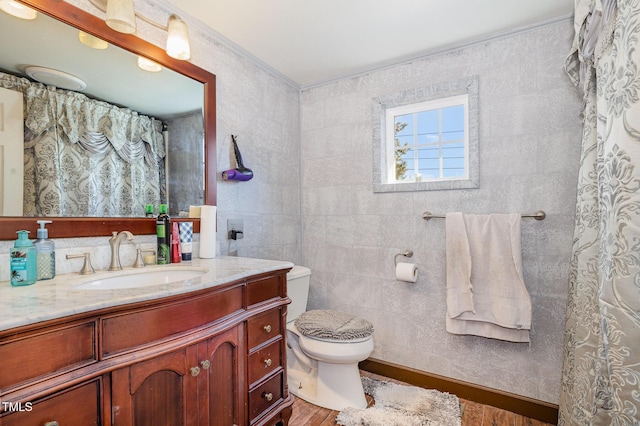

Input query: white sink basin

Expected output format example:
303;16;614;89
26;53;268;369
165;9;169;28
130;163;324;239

74;267;208;290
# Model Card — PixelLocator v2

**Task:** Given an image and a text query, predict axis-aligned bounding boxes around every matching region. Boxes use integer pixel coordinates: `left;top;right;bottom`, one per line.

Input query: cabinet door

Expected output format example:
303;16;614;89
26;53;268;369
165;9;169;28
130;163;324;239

0;379;101;426
196;325;244;426
111;349;192;426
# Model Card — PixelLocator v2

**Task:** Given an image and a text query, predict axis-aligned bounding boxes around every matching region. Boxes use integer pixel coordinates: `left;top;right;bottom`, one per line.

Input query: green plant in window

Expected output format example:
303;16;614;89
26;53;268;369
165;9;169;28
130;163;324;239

394;122;409;180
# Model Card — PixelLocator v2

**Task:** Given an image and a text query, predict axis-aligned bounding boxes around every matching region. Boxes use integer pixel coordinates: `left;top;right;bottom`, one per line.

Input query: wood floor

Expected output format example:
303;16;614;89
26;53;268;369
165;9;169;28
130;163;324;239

288;372;555;426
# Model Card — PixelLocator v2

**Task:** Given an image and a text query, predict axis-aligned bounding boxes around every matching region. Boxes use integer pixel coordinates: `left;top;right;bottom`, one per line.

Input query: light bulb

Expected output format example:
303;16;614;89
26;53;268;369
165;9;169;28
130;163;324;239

0;0;37;20
79;31;109;49
137;56;162;72
166;15;190;60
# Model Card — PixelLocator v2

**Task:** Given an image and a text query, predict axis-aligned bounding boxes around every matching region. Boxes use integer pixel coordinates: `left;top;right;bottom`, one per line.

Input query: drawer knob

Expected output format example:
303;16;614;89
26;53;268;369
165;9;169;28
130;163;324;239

264;358;272;368
263;324;272;333
44;422;60;426
262;392;273;401
190;366;201;377
200;360;211;370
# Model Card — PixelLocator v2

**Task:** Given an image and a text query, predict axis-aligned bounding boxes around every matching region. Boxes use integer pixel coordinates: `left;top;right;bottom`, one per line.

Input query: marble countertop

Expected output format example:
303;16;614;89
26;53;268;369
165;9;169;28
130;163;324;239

0;256;294;332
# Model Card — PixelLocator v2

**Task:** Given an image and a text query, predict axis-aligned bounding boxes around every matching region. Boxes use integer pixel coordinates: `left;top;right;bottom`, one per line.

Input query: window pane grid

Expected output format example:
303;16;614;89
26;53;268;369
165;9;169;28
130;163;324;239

391;99;467;181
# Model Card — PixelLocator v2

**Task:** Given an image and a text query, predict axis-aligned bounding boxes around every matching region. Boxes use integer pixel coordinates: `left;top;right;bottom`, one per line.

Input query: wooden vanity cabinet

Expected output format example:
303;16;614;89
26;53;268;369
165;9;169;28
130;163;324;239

0;269;293;426
1;379;102;426
245;276;291;426
111;326;244;426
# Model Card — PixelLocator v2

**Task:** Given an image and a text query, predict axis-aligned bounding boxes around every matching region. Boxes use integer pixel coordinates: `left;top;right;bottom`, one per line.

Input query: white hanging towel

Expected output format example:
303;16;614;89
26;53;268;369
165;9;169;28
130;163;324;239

445;212;531;343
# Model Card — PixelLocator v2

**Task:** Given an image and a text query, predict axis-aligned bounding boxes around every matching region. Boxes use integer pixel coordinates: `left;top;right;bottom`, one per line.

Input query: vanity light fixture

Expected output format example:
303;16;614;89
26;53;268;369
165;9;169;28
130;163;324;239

79;30;109;50
137;56;162;72
92;0;191;61
105;0;136;34
0;0;37;20
166;14;190;60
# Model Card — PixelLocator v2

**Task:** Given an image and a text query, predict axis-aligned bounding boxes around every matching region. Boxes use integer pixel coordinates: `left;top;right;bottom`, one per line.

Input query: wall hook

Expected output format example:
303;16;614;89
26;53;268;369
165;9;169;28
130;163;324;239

222;135;254;181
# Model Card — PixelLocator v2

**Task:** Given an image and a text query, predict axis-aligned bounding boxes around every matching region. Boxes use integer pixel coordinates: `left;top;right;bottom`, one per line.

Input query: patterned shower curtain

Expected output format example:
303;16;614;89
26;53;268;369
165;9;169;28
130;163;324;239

559;0;640;424
0;72;166;217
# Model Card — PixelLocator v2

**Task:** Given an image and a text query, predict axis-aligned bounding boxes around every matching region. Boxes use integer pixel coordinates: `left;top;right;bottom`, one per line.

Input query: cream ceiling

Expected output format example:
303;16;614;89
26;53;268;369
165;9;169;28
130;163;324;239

170;0;575;87
0;0;576;119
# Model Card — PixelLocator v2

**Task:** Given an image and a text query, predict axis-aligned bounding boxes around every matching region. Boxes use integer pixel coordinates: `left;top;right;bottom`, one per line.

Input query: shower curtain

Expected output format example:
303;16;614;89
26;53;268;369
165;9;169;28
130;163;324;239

559;0;640;424
0;72;166;217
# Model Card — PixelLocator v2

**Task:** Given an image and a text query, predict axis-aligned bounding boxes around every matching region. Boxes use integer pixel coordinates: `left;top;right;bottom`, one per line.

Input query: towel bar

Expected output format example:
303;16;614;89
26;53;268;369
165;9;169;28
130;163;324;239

422;210;546;221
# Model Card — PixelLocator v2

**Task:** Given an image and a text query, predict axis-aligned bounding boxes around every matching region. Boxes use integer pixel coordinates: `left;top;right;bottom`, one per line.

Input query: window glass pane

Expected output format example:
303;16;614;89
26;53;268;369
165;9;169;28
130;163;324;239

419;168;440;179
418;147;439;159
442;130;464;141
417;109;438;135
442;105;464;133
395;114;413;136
442;143;465;158
396;148;414;181
443;167;465;178
396;135;413;147
443;157;465;169
418;133;439;144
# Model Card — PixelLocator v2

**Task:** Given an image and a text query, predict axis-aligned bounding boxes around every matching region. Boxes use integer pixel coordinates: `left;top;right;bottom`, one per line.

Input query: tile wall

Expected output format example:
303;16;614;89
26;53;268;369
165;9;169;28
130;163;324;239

299;19;582;403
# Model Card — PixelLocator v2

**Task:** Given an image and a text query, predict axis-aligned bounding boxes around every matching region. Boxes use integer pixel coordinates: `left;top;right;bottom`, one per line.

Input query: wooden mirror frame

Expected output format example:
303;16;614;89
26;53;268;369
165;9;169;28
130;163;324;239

0;0;216;239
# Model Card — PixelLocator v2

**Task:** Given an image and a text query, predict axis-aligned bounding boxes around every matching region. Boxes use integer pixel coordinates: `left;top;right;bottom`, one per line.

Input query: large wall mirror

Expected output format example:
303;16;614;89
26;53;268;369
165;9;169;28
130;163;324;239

0;0;216;239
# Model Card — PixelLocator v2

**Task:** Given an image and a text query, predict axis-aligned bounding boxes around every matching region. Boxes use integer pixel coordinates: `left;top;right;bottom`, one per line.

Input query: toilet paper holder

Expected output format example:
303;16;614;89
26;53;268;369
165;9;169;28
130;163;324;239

394;249;414;266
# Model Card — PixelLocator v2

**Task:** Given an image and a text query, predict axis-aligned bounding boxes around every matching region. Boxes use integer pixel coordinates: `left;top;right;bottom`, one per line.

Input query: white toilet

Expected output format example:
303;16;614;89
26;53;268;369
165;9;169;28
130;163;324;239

286;265;374;411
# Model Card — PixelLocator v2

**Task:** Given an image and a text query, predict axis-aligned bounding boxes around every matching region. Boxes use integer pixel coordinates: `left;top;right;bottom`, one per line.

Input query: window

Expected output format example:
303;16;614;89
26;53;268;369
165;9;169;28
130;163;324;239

372;76;479;192
387;95;468;183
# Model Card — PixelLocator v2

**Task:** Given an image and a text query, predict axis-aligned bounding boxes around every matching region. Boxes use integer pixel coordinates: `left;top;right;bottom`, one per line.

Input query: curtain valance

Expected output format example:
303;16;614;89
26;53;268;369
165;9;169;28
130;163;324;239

0;71;165;162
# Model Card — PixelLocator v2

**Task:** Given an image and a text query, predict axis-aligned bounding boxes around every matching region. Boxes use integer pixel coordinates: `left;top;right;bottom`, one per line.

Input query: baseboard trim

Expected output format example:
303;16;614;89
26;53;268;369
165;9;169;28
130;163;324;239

359;358;558;425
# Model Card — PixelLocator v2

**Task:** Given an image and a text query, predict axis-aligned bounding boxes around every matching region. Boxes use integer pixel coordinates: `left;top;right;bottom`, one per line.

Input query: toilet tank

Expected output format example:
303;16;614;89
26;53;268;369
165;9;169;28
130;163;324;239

286;265;311;323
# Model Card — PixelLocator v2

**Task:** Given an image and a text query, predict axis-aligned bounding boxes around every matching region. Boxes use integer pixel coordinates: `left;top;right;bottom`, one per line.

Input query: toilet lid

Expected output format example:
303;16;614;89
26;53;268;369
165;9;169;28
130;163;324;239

294;309;374;341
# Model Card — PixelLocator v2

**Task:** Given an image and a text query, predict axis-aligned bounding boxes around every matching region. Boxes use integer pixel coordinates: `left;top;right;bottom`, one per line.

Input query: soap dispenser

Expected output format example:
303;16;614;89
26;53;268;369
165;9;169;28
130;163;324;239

10;230;37;286
34;220;55;280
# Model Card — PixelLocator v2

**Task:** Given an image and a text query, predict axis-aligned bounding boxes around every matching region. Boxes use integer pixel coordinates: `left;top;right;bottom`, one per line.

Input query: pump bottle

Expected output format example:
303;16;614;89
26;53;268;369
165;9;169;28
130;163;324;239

10;230;37;286
34;220;55;280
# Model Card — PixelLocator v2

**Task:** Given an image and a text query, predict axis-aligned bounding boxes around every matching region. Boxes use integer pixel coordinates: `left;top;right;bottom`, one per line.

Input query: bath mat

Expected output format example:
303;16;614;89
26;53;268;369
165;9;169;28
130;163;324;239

336;377;462;426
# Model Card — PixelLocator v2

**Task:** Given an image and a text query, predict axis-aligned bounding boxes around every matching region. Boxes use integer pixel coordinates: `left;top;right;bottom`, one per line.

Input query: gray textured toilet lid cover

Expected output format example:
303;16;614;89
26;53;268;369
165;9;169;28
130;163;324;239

294;309;374;340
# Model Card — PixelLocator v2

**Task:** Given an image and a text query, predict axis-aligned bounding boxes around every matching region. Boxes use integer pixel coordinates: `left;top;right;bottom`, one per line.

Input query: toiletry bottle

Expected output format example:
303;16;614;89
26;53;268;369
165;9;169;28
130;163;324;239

156;204;171;264
145;204;155;218
34;220;55;280
171;222;181;263
10;230;37;286
179;222;193;261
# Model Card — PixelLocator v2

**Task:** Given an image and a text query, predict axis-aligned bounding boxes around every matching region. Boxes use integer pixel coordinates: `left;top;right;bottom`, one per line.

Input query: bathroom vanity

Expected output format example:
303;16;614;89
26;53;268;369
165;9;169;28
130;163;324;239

0;257;293;426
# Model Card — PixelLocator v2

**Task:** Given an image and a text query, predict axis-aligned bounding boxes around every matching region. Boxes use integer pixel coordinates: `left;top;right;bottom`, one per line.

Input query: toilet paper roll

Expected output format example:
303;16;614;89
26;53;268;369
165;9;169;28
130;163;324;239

199;205;217;258
396;262;418;283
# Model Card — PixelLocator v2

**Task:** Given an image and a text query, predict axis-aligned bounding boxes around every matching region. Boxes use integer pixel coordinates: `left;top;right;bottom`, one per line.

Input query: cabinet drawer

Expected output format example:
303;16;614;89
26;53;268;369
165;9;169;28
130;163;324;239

249;372;283;423
102;285;242;356
248;339;282;385
0;379;100;425
0;322;96;391
247;309;282;349
246;275;283;307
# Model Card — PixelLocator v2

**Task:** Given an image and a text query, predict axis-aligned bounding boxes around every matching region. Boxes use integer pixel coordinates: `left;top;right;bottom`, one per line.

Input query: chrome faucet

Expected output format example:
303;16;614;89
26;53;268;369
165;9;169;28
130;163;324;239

109;231;134;271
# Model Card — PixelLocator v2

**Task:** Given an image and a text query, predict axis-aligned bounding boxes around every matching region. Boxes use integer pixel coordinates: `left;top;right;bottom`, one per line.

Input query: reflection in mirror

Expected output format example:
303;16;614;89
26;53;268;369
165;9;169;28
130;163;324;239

0;4;204;217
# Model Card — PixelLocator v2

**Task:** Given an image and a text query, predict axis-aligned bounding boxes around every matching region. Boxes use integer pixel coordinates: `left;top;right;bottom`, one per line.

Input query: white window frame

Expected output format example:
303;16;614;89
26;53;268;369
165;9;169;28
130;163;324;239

385;94;469;184
372;75;479;193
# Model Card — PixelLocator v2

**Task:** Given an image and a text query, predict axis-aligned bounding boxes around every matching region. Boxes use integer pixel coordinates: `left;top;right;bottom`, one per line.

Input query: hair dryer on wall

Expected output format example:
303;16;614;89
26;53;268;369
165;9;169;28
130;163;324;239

222;135;253;181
